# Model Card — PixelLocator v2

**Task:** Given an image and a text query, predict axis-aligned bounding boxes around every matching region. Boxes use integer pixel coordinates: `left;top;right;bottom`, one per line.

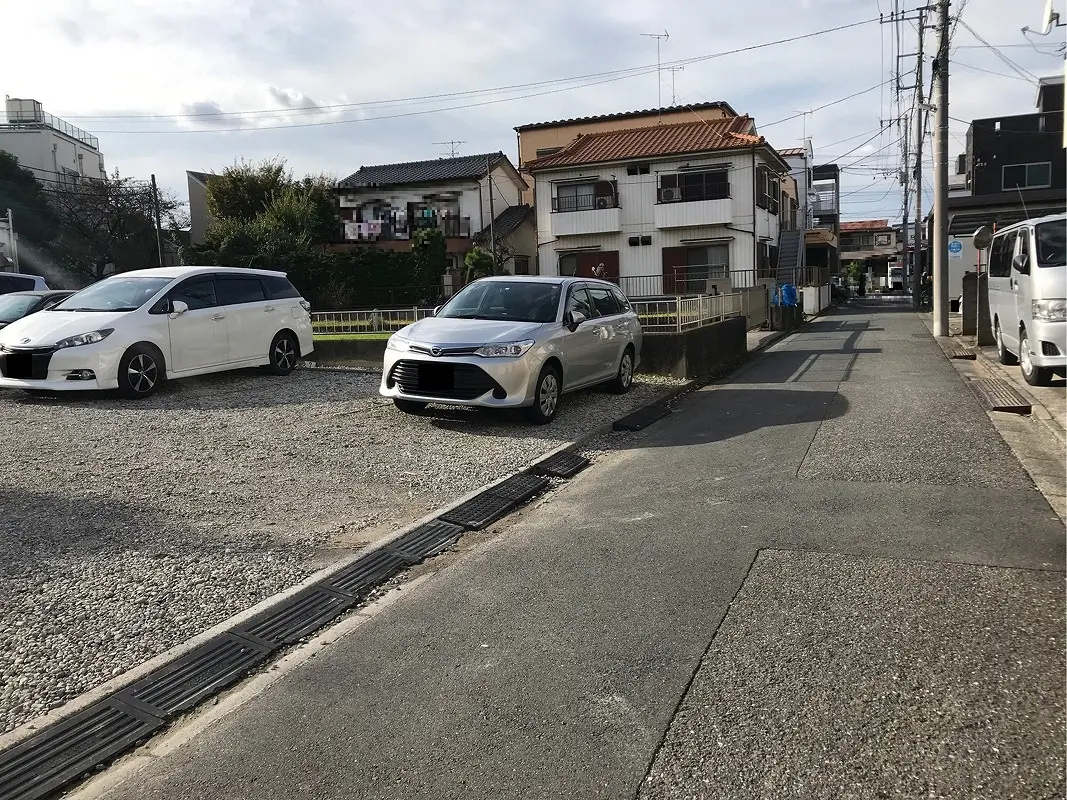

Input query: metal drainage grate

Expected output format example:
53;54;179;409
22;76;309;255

947;345;976;360
612;405;672;432
438;491;520;531
122;634;271;717
0;701;161;800
486;473;550;503
237;587;356;647
387;520;465;563
969;378;1032;414
530;450;590;479
321;547;408;598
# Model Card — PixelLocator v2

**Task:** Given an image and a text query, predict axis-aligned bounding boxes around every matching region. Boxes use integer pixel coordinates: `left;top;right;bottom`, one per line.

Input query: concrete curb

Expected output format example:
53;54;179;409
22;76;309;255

0;378;687;755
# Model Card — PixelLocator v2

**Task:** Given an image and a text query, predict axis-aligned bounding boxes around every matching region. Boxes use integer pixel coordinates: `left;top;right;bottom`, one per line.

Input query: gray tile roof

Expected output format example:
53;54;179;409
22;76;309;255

338;152;508;189
479;204;533;239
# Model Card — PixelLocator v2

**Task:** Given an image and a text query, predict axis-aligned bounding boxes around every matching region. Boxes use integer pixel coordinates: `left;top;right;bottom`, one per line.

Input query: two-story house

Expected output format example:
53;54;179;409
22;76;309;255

526;116;791;296
333;152;536;274
839;220;898;289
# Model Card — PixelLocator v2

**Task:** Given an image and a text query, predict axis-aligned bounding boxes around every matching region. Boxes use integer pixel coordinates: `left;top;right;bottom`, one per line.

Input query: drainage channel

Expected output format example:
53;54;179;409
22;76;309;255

0;452;598;800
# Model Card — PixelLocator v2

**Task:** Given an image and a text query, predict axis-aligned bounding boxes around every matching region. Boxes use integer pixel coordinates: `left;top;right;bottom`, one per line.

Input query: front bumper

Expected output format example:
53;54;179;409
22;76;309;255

379;349;541;408
0;342;123;391
1028;320;1066;369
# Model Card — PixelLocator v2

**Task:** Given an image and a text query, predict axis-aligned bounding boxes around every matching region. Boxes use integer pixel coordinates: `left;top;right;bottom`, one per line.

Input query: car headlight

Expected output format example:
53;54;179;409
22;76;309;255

1033;299;1067;322
386;334;412;352
54;328;114;350
475;340;535;358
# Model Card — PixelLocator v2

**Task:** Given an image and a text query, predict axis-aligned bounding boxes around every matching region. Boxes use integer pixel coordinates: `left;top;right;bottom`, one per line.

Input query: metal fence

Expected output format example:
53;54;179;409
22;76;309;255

312;307;434;334
631;292;744;334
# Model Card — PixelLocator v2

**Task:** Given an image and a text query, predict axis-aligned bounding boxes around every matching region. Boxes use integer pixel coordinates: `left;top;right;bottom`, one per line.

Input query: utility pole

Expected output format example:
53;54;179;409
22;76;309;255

150;174;164;268
486;156;497;275
640;31;669;110
912;8;927;307
932;0;950;336
666;66;684;105
433;140;466;158
900;116;911;292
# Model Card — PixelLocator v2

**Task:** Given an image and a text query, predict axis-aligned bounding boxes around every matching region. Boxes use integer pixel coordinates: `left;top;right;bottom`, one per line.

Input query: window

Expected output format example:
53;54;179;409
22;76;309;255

875;233;891;247
683;244;729;282
170;276;217;310
1036;221;1066;267
263;275;301;300
989;231;1016;277
587;286;620;317
609;285;632;312
57;276;171;312
216;276;266;305
755;167;781;213
437;281;561;323
554;182;597;212
0;275;35;293
535;147;563;158
626;164;651;175
558;254;579;276
513;256;530;275
565;286;595;319
1002;162;1052;191
659;169;729;203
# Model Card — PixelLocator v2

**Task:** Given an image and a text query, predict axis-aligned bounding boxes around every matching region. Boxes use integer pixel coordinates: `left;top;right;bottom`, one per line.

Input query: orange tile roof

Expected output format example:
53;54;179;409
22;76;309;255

839;219;892;232
526;117;766;170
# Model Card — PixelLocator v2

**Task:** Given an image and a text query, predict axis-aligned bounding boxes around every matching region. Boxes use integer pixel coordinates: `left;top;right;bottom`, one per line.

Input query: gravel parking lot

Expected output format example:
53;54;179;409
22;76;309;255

0;367;682;733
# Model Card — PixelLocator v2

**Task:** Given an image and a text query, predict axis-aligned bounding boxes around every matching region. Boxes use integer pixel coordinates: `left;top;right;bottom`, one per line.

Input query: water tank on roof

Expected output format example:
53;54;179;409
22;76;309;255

5;98;44;124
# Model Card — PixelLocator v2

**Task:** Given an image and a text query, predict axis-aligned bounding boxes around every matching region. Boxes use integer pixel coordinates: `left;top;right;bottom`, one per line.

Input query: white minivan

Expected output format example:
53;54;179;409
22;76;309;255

982;213;1066;386
0;266;314;398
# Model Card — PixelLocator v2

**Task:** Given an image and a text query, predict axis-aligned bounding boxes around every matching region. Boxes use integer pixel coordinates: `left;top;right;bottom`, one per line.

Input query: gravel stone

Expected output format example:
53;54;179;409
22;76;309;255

0;367;682;733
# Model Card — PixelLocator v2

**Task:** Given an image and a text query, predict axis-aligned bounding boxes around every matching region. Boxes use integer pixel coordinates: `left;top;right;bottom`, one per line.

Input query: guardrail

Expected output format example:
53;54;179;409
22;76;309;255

313;290;754;337
312;307;434;334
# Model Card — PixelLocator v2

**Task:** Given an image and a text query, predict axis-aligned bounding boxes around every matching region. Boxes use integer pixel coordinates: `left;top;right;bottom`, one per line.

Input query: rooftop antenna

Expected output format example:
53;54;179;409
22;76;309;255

640;30;670;111
432;140;466;158
666;65;685;105
795;109;813;142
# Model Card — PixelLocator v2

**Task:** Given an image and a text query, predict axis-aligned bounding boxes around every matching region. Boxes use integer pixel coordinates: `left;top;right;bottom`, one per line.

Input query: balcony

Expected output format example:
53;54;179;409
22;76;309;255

654;196;733;229
550;194;622;237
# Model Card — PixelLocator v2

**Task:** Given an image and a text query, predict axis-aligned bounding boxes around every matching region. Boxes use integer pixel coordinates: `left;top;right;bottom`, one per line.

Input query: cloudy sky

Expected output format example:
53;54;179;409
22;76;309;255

2;0;1063;223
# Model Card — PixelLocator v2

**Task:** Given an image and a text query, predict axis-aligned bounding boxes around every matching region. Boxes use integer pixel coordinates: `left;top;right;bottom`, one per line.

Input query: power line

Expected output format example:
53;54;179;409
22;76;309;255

77;15;892;134
956;19;1040;83
952;60;1034;82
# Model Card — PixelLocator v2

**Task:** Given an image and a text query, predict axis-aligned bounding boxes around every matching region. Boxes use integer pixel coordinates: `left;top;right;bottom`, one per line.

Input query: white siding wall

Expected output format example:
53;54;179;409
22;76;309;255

0;128;106;182
534;151;783;285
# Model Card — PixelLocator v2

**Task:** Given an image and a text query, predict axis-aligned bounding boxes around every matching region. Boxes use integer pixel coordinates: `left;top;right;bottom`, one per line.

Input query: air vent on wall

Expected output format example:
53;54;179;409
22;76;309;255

628;236;640;246
640;235;652;246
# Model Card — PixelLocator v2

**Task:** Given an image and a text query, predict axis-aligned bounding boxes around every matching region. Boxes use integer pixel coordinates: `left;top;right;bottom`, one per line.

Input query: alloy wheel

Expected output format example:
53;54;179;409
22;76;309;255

539;373;559;418
274;338;296;371
127;354;157;394
620;353;633;388
1020;334;1033;377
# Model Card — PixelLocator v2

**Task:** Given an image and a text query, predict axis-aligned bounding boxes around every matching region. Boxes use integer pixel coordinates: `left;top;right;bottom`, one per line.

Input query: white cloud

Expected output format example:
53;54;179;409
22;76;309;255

0;0;1060;222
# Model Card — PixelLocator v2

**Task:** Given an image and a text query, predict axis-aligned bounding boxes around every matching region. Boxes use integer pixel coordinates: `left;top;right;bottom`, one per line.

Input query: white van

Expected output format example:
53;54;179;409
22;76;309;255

982;213;1066;386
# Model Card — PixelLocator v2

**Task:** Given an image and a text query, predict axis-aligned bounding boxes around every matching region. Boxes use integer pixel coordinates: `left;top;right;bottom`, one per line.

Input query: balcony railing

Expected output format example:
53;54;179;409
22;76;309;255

657;184;730;203
551;194;619;212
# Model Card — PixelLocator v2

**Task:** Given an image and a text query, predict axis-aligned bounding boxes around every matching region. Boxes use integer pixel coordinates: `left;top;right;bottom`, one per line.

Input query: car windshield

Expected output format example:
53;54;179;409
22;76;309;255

1035;221;1066;267
0;294;41;322
51;276;172;312
437;281;562;323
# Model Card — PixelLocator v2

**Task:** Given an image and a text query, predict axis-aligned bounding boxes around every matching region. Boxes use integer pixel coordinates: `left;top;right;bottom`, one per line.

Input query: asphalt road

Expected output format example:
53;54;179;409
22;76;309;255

86;301;1065;800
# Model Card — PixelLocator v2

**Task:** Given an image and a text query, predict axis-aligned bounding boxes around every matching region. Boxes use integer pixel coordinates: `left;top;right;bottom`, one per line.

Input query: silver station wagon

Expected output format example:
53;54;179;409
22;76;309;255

380;276;643;424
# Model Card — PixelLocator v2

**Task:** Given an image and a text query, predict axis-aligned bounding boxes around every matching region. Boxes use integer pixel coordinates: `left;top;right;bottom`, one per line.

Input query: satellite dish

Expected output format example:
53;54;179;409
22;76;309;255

973;225;994;250
1040;0;1060;34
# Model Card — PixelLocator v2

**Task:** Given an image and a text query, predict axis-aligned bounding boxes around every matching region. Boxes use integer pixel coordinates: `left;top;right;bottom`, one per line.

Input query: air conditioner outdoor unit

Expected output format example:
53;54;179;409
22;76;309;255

661;187;678;201
595;196;611;209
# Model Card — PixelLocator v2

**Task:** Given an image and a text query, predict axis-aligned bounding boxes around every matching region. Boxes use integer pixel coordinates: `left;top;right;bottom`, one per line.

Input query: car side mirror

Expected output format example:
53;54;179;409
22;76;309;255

1012;253;1030;274
169;300;189;318
564;310;586;332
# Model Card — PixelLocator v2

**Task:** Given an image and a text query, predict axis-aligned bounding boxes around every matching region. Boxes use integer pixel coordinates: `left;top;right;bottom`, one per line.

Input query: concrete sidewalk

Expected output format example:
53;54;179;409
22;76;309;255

79;301;1065;800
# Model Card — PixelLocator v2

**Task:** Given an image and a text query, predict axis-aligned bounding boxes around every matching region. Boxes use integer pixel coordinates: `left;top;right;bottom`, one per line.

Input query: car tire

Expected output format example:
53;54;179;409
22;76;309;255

995;320;1017;365
268;332;299;376
526;363;562;425
606;347;635;395
117;344;164;399
394;398;428;414
1019;328;1054;387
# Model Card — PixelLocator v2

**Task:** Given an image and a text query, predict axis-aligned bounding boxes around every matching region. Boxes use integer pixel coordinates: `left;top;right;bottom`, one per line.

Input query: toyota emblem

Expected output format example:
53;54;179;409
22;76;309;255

19;337;30;344
431;346;442;356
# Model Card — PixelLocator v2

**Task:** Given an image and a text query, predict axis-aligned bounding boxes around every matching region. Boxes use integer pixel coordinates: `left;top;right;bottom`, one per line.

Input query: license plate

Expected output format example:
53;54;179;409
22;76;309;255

0;352;32;379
